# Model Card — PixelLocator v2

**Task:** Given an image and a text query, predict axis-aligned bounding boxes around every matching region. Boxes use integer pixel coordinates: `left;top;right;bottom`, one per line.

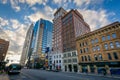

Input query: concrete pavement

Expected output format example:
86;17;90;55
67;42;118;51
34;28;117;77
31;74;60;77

0;73;9;80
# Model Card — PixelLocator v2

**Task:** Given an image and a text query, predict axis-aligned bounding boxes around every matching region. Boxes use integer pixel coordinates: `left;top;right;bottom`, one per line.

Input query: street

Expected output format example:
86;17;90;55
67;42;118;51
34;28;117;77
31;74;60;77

0;69;120;80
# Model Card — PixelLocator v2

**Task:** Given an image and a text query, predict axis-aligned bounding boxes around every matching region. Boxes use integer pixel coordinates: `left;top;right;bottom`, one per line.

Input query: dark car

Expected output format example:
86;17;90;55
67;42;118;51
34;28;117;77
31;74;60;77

6;63;22;74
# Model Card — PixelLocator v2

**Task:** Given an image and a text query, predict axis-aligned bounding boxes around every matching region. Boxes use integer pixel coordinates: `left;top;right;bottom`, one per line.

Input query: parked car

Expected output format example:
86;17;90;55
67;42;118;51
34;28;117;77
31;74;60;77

6;63;22;74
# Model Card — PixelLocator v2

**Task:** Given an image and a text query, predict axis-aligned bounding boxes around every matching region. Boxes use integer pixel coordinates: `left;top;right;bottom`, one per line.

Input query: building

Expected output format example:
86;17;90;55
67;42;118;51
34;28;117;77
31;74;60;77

62;9;90;72
20;24;33;66
76;22;120;74
0;38;9;69
29;19;53;68
52;7;67;70
0;39;9;62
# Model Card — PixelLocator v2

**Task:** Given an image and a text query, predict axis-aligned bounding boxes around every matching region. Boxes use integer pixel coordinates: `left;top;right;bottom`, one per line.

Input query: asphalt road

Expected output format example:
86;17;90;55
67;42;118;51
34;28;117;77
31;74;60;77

6;69;120;80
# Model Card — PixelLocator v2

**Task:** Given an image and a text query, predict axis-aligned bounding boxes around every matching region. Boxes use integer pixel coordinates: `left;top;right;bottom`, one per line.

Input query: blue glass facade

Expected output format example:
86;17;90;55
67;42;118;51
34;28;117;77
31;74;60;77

30;19;53;56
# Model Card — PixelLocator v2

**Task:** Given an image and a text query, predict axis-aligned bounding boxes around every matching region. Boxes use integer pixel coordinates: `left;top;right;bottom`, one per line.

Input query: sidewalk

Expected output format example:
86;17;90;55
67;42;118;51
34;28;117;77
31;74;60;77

62;71;120;79
0;73;9;80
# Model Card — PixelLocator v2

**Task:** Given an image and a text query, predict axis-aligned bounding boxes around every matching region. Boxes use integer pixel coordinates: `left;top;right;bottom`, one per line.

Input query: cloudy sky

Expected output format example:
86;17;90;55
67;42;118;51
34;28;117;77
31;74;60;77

0;0;120;61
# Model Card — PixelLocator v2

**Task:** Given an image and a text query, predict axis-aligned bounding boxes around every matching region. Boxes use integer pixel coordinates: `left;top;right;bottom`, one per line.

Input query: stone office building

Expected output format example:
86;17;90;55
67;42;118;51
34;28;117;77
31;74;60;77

76;22;120;74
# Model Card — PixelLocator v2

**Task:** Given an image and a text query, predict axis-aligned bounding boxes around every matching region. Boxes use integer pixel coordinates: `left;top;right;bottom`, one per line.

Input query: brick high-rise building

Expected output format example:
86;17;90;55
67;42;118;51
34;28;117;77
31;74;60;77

62;9;90;72
0;39;9;62
52;7;90;72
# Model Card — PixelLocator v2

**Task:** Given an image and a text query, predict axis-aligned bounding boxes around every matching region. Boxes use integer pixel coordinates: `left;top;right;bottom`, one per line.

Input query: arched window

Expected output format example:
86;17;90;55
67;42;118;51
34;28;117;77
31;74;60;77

115;41;120;48
102;36;105;41
107;53;112;60
88;55;91;61
99;54;102;60
81;56;84;61
84;56;87;61
94;54;98;61
112;33;116;38
113;52;118;59
104;43;108;50
110;42;114;48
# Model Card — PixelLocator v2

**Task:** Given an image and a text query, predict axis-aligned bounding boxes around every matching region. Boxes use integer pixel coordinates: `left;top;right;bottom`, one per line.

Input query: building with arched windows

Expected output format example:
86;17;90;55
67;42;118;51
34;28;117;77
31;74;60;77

76;22;120;75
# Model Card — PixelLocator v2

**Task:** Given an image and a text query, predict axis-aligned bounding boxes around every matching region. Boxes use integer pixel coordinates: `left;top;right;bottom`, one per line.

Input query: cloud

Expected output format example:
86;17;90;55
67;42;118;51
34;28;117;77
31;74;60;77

78;9;110;31
74;0;104;7
0;17;28;56
0;0;7;4
10;0;21;12
0;17;9;26
24;5;55;23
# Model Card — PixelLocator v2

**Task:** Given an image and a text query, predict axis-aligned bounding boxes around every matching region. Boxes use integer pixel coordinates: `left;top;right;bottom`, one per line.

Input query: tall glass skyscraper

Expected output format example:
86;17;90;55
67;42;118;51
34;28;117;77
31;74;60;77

30;18;53;59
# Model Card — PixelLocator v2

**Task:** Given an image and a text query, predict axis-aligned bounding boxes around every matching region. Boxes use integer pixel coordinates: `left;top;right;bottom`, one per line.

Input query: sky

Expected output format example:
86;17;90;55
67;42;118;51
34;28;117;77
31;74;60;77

0;0;120;62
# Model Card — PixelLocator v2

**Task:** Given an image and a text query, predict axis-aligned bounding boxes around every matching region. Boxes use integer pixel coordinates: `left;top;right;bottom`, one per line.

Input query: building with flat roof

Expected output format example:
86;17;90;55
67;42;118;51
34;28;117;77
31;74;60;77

76;22;120;74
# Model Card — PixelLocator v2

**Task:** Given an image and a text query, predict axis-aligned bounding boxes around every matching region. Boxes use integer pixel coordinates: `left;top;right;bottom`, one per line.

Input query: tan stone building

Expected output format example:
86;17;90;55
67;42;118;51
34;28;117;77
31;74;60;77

76;22;120;74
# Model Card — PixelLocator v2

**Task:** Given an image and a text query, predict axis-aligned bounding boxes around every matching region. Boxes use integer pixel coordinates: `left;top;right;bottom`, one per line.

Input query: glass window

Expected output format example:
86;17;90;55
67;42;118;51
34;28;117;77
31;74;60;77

91;39;94;44
99;54;102;60
68;53;71;57
95;38;98;43
84;48;86;53
112;33;116;38
115;41;120;48
94;54;98;61
88;55;91;61
59;60;61;63
68;59;72;63
92;47;96;51
64;54;66;58
73;58;77;62
81;56;84;61
110;42;114;48
85;48;89;52
104;43;108;50
72;52;76;56
80;43;82;47
85;42;88;46
108;53;112;60
80;49;82;54
59;55;61;58
113;52;118;59
107;35;110;40
96;45;100;51
102;36;105;41
84;56;87;61
83;42;84;46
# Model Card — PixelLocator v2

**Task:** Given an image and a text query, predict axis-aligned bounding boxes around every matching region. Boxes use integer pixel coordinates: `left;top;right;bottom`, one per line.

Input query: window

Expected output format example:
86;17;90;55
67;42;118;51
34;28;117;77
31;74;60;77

85;42;88;46
85;48;89;52
64;54;66;58
91;39;94;44
96;45;100;51
99;54;102;60
107;35;110;40
59;55;61;58
84;56;87;61
95;38;98;43
81;56;84;61
80;49;82;54
88;55;91;61
64;60;67;63
72;52;76;56
59;60;61;63
68;53;71;57
94;54;98;61
115;41;120;48
108;53;112;60
112;33;116;38
80;43;82;47
92;47;96;51
102;36;105;41
84;48;86;53
68;59;72;63
110;42;114;48
113;52;118;59
104;43;108;50
73;58;77;62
